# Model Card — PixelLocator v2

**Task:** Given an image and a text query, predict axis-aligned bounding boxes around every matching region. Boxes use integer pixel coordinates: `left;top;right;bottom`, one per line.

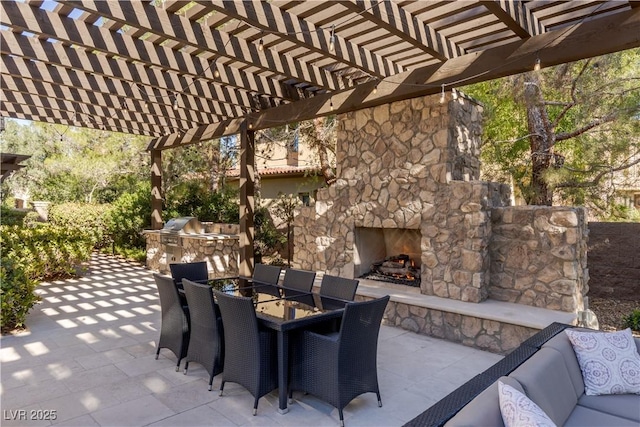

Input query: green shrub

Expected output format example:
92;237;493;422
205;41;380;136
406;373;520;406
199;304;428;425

0;224;95;332
106;181;151;250
0;205;28;226
49;202;112;248
623;309;640;331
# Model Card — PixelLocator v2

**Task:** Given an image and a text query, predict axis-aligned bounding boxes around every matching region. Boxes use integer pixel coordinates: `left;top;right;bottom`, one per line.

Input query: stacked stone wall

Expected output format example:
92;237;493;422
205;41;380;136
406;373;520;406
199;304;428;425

145;232;239;278
489;206;588;312
293;94;499;301
358;295;537;354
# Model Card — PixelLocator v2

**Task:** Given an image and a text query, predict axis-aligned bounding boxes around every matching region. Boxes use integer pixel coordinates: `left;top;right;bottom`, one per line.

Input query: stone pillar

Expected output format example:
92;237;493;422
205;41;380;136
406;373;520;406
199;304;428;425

489;206;589;313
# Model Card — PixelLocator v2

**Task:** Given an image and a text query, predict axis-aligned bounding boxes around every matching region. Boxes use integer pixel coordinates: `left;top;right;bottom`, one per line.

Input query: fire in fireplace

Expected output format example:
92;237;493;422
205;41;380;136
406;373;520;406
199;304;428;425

360;254;421;287
354;227;422;287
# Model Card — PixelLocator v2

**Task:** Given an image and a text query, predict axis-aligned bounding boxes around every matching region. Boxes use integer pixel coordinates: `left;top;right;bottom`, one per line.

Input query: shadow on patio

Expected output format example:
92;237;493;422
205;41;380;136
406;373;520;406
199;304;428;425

1;253;502;426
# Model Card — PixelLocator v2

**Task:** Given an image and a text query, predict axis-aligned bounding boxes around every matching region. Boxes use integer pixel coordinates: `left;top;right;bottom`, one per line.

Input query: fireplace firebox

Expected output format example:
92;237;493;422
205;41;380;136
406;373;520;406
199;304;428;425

353;227;421;286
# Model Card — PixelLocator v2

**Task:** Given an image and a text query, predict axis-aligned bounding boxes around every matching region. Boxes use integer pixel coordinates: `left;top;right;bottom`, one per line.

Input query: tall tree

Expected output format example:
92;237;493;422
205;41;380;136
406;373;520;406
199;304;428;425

465;49;640;217
1;121;149;204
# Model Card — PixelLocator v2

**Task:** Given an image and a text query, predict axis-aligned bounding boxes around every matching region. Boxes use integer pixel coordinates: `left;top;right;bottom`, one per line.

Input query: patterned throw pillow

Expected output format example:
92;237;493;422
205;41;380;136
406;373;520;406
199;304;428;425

565;328;640;396
498;381;556;427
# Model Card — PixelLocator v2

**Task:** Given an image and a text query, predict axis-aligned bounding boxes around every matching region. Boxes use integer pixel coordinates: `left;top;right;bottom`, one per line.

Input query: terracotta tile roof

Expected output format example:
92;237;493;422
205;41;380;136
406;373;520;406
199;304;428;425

226;166;321;179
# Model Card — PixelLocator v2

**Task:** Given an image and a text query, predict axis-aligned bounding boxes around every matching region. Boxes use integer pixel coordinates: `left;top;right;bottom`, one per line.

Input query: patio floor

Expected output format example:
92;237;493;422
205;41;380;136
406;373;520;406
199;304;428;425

1;253;502;427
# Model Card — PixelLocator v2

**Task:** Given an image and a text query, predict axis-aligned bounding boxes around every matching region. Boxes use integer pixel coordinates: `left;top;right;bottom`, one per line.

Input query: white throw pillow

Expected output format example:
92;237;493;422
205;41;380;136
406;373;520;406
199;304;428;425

565;328;640;396
498;381;557;427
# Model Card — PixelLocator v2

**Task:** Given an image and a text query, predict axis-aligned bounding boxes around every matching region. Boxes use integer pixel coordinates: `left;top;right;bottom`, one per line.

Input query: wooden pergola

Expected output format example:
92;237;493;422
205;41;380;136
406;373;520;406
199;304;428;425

2;1;639;277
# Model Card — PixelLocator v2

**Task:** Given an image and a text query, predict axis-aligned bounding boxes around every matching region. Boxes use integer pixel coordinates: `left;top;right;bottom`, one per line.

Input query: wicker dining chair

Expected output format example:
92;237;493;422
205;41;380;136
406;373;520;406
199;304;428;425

181;279;224;391
288;295;390;427
214;290;278;416
169;261;208;285
252;263;282;285
319;274;359;301
153;273;190;371
281;268;316;293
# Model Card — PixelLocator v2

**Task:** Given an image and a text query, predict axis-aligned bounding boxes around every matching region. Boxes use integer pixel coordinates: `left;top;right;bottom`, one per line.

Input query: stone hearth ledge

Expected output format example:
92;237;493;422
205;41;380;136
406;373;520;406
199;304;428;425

357;278;576;330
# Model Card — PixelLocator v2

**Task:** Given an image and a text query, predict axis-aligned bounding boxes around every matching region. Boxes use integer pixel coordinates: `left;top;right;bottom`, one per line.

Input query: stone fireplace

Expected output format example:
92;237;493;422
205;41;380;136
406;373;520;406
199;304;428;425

293;93;506;302
293;92;588;314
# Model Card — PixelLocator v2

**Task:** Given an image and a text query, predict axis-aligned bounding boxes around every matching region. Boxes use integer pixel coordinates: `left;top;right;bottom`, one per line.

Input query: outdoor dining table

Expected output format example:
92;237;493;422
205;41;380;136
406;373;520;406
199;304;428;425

183;278;349;414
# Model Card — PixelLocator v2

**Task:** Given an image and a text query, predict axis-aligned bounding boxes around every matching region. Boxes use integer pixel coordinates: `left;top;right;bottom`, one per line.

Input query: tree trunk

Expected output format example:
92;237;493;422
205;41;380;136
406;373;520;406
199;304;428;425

524;72;555;206
313;118;337;185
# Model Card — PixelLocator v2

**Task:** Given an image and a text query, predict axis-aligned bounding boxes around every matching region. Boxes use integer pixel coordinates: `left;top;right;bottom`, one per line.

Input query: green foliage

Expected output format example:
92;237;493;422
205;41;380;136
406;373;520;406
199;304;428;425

1;121;149;204
49;203;112;248
0;223;94;331
165;182;239;223
106;181;152;250
464;49;640;218
622;309;640;331
0;205;28;226
254;204;285;259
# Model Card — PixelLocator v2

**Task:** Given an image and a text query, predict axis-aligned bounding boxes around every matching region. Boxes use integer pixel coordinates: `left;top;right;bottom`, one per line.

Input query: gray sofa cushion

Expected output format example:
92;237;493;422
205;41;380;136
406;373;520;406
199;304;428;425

510;347;577;426
541;331;585;398
564;404;639;426
577;393;640;422
444;376;524;427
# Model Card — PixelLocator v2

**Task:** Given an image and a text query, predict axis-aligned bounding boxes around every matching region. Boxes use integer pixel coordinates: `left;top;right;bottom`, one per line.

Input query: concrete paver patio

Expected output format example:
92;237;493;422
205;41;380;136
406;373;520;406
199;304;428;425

1;253;502;426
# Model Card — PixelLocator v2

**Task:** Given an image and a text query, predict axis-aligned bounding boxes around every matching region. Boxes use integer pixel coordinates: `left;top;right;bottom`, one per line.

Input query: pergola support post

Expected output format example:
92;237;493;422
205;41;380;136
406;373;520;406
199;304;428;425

239;123;255;283
151;149;163;230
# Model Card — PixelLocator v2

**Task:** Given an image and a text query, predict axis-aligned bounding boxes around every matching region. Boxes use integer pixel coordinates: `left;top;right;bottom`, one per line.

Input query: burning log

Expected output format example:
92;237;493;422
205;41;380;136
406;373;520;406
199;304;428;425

371;254;419;279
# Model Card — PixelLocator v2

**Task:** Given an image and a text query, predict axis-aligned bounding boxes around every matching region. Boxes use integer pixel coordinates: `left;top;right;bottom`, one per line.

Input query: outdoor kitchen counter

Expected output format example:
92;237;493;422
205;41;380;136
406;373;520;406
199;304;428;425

144;229;239;278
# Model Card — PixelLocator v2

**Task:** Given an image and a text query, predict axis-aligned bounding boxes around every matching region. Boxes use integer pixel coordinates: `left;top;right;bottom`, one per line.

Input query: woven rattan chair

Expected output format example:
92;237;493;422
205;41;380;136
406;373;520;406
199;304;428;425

181;279;224;391
214;290;278;415
252;263;282;285
319;274;359;301
281;268;316;294
288;295;390;426
169;261;208;286
153;273;190;371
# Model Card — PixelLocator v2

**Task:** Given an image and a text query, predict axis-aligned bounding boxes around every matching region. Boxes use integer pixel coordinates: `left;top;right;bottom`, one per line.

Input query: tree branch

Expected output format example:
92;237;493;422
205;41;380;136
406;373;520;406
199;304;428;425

555;113;617;141
555;154;640;188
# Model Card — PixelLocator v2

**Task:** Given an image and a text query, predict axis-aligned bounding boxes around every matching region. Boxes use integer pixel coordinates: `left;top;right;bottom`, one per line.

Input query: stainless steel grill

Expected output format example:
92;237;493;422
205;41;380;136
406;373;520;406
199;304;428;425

160;217;204;262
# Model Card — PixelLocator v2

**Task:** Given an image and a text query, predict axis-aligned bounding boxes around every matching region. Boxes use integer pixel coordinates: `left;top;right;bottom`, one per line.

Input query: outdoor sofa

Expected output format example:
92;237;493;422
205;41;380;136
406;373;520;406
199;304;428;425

404;322;640;427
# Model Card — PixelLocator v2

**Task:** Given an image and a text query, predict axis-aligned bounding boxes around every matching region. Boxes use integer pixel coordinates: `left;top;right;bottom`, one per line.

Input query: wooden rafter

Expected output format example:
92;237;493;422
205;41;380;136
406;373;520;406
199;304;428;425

338;0;463;61
481;0;546;38
201;0;403;78
60;0;347;92
149;6;640;150
0;0;637;140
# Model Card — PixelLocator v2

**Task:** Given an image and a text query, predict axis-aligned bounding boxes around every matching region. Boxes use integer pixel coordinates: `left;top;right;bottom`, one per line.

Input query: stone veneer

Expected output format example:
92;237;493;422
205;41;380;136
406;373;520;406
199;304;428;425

145;224;239;278
293;92;588;352
489;206;589;312
294;93;511;303
371;296;538;354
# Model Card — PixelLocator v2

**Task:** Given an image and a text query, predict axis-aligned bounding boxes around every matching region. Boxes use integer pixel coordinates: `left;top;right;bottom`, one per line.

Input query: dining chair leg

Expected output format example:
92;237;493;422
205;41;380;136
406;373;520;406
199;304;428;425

183;361;189;375
253;397;259;416
155;347;160;360
339;409;345;427
208;374;214;391
175;359;181;372
219;381;225;396
377;391;382;407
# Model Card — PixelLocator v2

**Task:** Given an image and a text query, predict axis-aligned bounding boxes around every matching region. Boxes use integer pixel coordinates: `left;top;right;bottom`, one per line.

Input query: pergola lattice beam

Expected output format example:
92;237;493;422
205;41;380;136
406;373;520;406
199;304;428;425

0;30;264;119
481;0;546;38
1;1;290;108
1;54;216;130
1;92;164;137
149;6;640;150
60;0;346;93
202;0;403;79
339;0;463;61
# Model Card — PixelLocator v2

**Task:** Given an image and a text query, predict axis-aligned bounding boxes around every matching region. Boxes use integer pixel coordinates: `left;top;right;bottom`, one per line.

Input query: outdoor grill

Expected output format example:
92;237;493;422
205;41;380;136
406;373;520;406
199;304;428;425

160;216;204;262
